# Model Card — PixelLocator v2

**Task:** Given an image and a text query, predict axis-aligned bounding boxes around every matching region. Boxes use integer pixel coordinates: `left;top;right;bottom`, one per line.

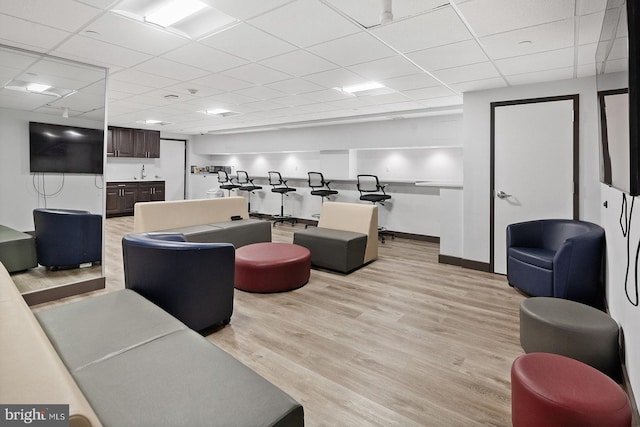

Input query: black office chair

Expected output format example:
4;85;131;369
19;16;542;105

357;174;394;243
236;170;262;214
308;171;338;222
268;171;297;227
217;170;240;197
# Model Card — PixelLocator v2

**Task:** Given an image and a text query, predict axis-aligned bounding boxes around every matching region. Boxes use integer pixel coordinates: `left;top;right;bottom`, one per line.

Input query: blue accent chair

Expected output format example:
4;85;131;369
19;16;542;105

122;233;235;331
33;208;102;270
506;219;605;307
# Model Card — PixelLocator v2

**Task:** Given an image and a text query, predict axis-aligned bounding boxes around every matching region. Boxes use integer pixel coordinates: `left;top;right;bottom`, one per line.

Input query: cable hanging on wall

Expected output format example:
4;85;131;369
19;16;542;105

620;193;639;306
32;172;65;208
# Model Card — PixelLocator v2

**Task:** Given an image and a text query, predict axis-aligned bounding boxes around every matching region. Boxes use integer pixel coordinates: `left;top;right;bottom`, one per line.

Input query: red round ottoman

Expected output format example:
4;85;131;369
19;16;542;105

235;242;311;293
511;353;631;427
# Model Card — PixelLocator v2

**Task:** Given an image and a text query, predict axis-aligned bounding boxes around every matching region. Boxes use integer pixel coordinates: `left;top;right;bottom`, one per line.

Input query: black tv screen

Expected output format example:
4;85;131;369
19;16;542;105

29;122;104;174
597;0;638;195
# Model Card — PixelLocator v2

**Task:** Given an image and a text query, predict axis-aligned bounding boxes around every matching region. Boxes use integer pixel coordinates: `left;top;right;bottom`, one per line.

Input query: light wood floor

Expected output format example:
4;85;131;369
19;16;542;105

43;216;527;426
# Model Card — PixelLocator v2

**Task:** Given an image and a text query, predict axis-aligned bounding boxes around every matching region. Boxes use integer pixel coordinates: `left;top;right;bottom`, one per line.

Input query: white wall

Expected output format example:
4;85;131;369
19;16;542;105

188;114;463;236
462;76;602;263
0;108;104;231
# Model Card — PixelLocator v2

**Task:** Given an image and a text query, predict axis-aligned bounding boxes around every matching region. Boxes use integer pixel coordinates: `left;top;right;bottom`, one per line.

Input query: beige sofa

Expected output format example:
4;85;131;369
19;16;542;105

133;197;247;232
0;263;101;427
133;197;271;248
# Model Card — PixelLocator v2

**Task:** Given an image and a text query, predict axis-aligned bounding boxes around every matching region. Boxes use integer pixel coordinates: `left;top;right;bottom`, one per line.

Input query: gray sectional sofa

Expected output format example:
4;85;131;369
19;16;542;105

0;224;37;272
0;262;304;426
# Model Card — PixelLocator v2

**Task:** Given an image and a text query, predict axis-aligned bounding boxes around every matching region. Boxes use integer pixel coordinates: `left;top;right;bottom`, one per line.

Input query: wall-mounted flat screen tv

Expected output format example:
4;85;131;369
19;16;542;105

29;122;104;174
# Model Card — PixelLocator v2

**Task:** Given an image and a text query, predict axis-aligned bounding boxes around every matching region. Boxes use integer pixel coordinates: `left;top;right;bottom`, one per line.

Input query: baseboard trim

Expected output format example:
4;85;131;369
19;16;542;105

438;255;492;272
22;276;106;306
391;231;439;242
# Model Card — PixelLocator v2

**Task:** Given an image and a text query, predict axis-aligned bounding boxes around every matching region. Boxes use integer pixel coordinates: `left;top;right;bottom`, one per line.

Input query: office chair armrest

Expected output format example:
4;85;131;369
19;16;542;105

378;184;388;193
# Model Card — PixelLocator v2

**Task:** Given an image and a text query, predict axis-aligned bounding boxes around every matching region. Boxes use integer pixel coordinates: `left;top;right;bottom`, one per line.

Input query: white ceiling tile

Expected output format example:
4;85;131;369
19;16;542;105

371;6;472;53
0;49;39;71
205;92;259;105
84;13;189;56
577;43;598;65
260;50;338;77
0;14;70;51
250;0;360;48
304;68;364;89
578;12;606;45
495;48;574;76
111;69;180;89
479;20;575;60
266;78;324;95
458;0;574;37
222;63;291;85
362;92;412;105
271;95;316;107
302;89;353;102
162;43;247;73
296;102;340;113
408;40;489;72
382;73;441;91
133;58;210;81
420;95;463;108
210;0;294;21
241;100;286;111
234;86;286;100
189;74;253;92
577;63;596;77
163;82;224;98
326;97;372;109
108;79;152;95
448;77;508;93
53;35;151;69
75;0;119;9
431;62;501;84
0;0;102;32
576;0;608;15
403;85;459;100
325;0;450;28
505;67;574;85
200;23;296;61
348;56;422;80
308;32;396;67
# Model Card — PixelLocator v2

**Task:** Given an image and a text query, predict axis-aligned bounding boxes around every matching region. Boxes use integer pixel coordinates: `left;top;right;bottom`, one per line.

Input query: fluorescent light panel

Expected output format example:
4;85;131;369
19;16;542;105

145;0;207;27
26;83;51;93
340;82;385;93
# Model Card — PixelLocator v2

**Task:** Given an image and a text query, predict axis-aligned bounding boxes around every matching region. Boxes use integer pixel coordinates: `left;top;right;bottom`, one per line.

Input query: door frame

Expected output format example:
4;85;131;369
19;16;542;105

489;94;580;273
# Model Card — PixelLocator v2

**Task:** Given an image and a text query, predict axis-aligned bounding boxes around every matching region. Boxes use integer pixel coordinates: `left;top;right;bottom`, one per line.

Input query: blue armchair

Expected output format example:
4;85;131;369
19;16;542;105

506;219;605;307
122;233;235;331
33;208;102;270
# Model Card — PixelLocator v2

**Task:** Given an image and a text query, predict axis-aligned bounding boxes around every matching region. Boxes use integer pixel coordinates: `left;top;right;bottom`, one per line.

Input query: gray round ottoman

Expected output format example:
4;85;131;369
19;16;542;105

519;297;620;379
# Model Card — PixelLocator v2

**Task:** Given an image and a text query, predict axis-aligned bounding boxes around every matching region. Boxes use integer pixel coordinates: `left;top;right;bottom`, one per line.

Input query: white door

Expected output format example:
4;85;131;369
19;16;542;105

492;98;576;274
159;139;186;201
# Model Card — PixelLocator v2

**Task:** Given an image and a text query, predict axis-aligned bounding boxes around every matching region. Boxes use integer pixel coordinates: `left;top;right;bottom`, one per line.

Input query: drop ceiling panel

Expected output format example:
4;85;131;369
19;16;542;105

0;49;39;72
266;78;325;95
578;12;607;45
456;0;575;38
403;85;459;100
431;62;501;84
576;0;608;15
203;92;259;106
53;35;152;68
200;23;296;62
111;69;180;89
0;14;70;51
381;73;441;91
1;0;102;32
234;85;287;100
348;56;422;80
221;63;291;85
371;7;472;53
325;0;450;28
495;48;574;76
480;19;575;60
505;67;574;85
163;82;224;98
304;68;365;89
449;77;507;93
301;89;352;102
408;39;489;72
307;32;396;67
249;0;360;48
133;58;210;81
260;50;338;77
271;95;316;107
83;13;189;56
211;0;294;20
189;74;253;92
161;43;247;73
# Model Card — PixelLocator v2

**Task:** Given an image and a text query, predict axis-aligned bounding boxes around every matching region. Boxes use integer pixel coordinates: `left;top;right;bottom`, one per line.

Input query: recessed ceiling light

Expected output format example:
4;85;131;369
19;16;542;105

136;119;164;125
145;0;207;27
26;83;51;93
336;82;385;94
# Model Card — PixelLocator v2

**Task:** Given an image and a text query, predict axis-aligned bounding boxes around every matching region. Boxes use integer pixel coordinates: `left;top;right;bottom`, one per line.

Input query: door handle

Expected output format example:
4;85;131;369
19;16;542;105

496;190;512;199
